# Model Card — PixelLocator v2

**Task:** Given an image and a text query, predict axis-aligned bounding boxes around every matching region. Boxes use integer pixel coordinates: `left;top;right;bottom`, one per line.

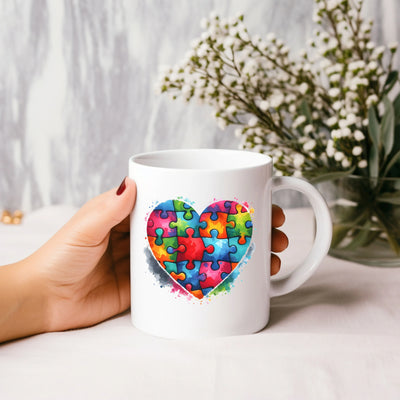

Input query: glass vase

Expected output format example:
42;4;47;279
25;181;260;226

316;175;400;267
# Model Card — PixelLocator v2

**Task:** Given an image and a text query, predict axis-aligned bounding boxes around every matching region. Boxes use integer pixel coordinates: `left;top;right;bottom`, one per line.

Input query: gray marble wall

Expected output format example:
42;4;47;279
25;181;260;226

1;0;399;211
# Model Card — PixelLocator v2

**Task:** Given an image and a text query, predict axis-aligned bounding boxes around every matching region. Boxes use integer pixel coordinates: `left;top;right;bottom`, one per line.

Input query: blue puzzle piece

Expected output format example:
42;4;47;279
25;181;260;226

176;260;206;291
202;230;237;269
154;200;176;217
228;236;251;263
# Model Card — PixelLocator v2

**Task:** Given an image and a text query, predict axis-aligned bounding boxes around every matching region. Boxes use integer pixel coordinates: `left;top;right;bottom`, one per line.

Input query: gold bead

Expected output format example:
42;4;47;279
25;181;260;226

13;210;23;218
2;215;12;224
1;210;11;218
12;216;22;225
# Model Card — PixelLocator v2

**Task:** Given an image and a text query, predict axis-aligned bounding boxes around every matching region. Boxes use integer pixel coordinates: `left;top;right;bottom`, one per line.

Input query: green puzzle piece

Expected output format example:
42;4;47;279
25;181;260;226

169;213;191;236
227;211;253;239
173;200;194;220
156;236;180;262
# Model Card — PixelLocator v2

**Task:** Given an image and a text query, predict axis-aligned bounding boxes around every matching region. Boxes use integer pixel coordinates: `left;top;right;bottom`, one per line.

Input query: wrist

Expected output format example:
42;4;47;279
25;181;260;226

0;258;50;342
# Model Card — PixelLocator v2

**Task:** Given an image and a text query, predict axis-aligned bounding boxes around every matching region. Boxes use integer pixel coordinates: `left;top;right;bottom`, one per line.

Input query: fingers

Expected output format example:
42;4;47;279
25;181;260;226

270;231;288;276
60;177;137;246
271;205;288;276
272;204;285;228
270;254;281;276
271;228;288;253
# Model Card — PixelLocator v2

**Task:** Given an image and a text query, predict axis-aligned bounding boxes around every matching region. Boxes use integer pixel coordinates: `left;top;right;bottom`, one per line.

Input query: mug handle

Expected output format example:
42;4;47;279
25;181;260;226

270;176;332;297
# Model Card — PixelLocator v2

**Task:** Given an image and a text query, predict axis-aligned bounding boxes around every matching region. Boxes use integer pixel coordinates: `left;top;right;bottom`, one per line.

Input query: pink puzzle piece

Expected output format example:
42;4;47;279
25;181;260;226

147;210;177;237
199;261;233;290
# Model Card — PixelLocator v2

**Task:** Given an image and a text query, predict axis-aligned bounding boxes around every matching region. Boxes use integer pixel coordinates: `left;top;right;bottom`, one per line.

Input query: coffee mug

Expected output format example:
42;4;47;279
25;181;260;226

129;149;331;338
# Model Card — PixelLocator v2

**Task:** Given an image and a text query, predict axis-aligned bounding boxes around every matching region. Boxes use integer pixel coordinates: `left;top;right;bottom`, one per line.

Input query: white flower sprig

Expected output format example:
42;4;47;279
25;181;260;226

159;0;399;179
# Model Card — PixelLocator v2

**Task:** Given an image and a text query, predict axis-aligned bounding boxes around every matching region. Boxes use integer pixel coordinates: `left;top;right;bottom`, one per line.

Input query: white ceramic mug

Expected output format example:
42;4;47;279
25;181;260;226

129;149;331;338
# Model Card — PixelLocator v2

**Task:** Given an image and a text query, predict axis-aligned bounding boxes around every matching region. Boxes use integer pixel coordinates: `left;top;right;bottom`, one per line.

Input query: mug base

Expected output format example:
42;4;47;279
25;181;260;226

130;313;270;339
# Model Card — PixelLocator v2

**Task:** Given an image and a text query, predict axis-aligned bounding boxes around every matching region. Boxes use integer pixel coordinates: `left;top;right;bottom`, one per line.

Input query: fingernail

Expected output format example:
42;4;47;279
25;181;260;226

116;177;127;195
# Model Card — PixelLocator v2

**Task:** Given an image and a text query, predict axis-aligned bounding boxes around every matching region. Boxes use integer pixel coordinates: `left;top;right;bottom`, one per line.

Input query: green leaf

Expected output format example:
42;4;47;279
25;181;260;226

331;225;350;248
369;145;379;178
377;190;400;205
368;106;379;147
382;70;399;95
382;149;400;177
394;92;400;126
375;207;400;255
381;96;395;158
342;221;374;251
309;167;355;184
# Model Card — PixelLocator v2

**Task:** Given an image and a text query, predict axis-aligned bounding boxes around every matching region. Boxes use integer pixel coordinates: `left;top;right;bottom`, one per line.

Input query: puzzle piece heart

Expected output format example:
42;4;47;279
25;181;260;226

147;200;253;299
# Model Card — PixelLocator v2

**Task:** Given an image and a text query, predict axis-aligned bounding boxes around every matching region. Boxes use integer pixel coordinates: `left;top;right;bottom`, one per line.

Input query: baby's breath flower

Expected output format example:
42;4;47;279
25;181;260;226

226;105;237;115
293;154;305;169
366;95;378;107
293;115;307;128
352;146;363;156
327;116;338;126
217;118;227;129
234;127;243;138
326;140;335;157
270;93;285;108
248;117;258;127
367;61;378;71
304;125;315;134
160;1;399;179
358;159;368;168
341;158;351;168
354;130;365;141
346;113;357;125
328;88;340;98
298;82;309;94
331;129;341;139
334;151;345;162
303;139;317;151
332;101;342;111
389;42;398;52
259;100;269;111
329;73;341;83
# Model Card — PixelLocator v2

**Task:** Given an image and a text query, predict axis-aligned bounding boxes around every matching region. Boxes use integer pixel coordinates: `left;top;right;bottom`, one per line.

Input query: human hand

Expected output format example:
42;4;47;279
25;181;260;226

39;186;287;331
0;177;288;342
28;178;137;333
271;204;289;275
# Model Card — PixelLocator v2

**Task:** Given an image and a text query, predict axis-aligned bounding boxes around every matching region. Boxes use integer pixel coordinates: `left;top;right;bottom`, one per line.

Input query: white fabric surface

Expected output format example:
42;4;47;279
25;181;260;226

0;206;399;400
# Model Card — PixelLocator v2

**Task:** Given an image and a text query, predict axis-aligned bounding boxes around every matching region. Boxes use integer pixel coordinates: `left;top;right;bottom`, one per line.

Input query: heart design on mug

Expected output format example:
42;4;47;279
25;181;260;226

147;200;253;299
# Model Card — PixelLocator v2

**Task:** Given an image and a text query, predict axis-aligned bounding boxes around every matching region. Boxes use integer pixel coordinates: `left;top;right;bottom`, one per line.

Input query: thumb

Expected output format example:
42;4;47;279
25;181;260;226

61;177;136;246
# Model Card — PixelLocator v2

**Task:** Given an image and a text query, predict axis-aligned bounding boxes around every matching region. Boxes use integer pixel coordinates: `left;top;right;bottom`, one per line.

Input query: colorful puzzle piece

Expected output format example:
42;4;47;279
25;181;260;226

169;211;206;237
202;230;237;270
147;210;177;238
146;199;253;299
227;204;253;244
200;261;233;290
199;212;235;238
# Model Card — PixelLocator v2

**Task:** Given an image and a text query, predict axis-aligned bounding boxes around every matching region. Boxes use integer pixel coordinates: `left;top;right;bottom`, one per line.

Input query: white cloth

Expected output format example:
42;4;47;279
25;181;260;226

0;206;399;400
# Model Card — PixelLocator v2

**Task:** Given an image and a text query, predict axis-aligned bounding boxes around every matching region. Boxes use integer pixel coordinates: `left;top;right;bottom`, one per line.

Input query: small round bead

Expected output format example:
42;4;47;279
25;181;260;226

12;216;22;225
2;215;12;224
13;210;24;218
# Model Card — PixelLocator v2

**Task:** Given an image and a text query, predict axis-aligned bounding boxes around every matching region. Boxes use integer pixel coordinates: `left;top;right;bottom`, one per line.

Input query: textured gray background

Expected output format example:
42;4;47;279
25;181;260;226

1;0;399;211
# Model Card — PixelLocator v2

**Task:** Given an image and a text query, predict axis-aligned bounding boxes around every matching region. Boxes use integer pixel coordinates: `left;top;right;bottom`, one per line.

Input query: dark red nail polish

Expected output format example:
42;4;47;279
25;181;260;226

116;177;127;195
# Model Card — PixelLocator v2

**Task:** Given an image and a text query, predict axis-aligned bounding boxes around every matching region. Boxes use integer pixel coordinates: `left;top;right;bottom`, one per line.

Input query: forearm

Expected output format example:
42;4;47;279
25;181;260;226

0;260;49;343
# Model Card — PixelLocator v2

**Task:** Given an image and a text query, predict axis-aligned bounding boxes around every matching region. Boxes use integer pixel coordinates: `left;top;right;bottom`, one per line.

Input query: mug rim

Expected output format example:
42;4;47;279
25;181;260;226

130;148;272;172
